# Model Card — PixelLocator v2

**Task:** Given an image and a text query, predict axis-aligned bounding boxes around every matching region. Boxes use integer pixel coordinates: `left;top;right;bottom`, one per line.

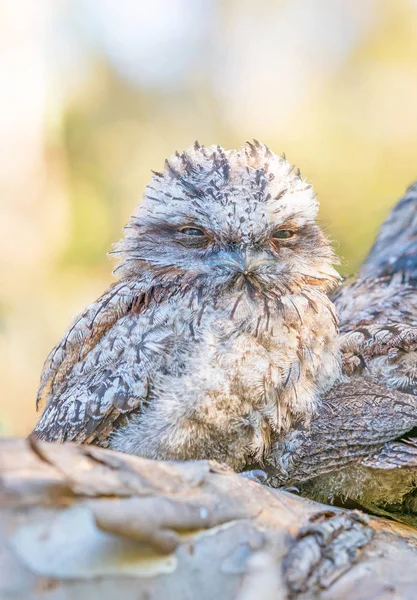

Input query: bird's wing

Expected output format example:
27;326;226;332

33;310;176;445
37;278;148;409
34;362;146;445
34;278;173;445
361;437;417;470
269;378;417;486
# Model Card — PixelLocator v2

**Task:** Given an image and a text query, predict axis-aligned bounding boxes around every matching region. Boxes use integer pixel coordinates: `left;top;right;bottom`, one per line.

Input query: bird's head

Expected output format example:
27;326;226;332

113;141;340;299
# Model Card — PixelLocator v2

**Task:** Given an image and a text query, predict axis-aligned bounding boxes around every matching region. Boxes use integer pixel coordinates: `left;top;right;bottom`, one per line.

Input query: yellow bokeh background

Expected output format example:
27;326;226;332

1;0;417;435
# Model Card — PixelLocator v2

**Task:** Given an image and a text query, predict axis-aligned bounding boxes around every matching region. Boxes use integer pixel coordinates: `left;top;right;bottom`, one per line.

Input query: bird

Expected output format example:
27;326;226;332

33;141;343;472
335;182;417;396
267;181;417;525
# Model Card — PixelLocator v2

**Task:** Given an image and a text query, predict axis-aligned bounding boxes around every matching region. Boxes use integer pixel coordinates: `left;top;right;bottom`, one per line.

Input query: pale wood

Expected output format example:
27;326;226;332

1;437;417;599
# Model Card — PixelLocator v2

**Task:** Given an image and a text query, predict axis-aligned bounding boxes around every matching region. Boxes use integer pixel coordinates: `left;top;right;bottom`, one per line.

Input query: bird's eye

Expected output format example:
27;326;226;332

179;227;206;237
272;230;295;239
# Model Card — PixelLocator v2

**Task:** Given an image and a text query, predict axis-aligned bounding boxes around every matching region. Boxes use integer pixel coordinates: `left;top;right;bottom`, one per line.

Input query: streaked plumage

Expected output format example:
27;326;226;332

336;182;417;395
268;181;417;525
33;141;341;470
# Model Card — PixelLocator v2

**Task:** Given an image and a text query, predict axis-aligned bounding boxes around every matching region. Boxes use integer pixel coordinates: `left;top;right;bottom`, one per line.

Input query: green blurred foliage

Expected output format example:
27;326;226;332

2;0;417;435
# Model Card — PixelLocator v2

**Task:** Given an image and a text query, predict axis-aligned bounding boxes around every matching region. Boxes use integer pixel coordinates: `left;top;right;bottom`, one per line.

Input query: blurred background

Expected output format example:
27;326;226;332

1;0;417;436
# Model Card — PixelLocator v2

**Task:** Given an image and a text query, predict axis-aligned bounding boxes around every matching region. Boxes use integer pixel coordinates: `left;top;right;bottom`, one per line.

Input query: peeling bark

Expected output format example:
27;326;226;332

1;437;417;599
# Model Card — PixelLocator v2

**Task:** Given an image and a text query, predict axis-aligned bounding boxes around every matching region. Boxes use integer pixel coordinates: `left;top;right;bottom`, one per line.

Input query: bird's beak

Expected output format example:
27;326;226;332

212;250;246;274
211;249;274;277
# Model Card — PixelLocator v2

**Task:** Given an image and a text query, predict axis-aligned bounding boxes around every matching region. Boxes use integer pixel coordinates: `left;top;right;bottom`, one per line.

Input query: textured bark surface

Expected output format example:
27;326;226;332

2;437;417;599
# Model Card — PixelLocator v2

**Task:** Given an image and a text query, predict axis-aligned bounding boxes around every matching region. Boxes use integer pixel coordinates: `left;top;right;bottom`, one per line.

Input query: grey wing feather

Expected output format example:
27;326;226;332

34;361;148;444
34;278;174;445
269;379;417;486
362;438;417;470
334;276;417;392
34;313;175;445
37;279;147;409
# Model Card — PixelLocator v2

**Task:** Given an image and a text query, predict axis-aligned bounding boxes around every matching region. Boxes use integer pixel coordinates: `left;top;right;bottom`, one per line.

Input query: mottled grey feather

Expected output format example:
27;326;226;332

33;141;342;468
270;181;417;523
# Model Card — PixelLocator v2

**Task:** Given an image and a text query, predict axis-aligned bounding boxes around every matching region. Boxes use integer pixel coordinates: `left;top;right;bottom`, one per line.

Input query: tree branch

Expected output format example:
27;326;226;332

2;437;417;599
